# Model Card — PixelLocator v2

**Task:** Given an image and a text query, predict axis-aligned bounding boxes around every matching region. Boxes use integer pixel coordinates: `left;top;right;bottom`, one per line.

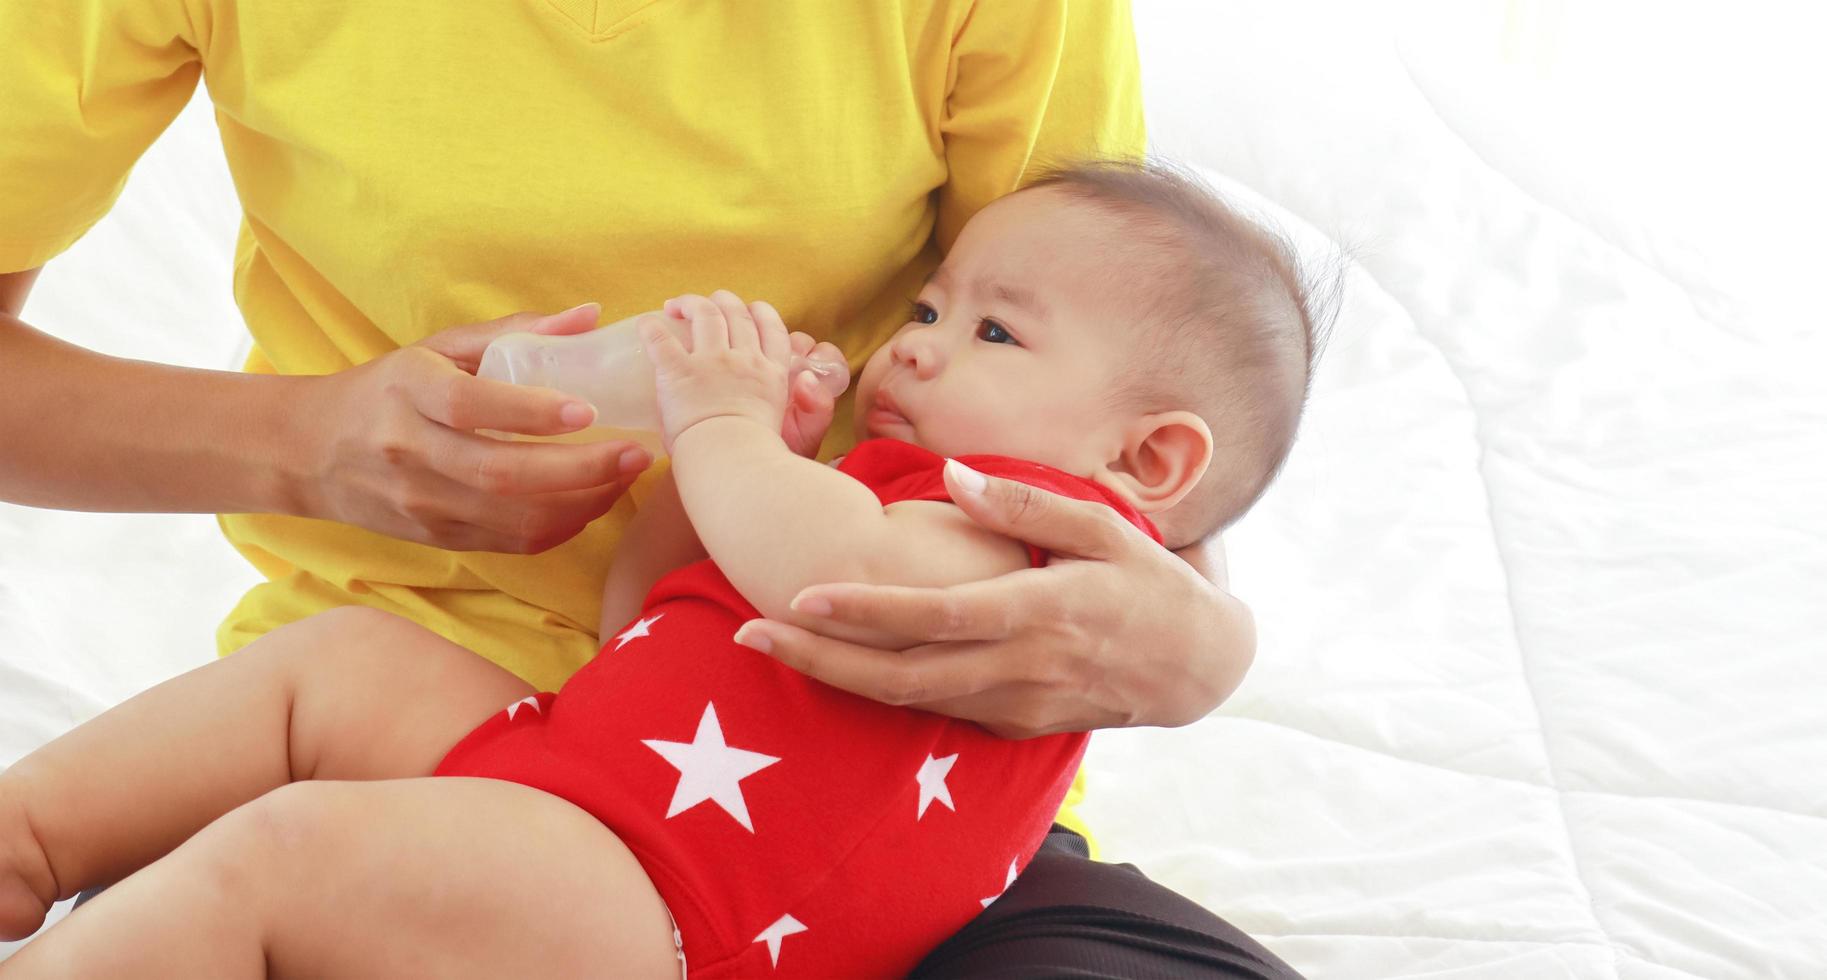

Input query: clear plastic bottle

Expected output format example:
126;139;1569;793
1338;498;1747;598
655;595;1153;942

477;312;850;447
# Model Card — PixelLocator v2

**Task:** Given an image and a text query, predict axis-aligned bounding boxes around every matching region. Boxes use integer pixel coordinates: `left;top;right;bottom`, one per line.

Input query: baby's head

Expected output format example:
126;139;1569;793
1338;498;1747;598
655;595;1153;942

853;160;1329;547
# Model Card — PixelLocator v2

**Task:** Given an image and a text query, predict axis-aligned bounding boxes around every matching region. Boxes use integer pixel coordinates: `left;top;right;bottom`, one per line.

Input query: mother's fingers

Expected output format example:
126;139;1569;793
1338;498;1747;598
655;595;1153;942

439;479;633;553
436;430;650;496
942;460;1143;562
916;686;1074;740
788;575;1037;644
733;620;1006;707
408;369;596;436
415;304;600;372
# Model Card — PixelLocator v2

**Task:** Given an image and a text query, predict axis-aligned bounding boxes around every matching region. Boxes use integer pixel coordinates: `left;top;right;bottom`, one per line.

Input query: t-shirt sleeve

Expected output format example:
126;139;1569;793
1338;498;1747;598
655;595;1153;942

0;0;202;272
935;0;1146;252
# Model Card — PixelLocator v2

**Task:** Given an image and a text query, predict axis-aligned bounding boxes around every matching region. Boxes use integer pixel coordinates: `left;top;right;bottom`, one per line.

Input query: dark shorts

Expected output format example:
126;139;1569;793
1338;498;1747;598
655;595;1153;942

911;825;1304;979
77;824;1302;978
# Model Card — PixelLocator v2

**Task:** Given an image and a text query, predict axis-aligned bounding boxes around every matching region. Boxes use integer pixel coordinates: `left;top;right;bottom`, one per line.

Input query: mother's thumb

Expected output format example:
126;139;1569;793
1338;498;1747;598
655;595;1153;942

942;459;1131;559
416;303;599;366
530;302;602;336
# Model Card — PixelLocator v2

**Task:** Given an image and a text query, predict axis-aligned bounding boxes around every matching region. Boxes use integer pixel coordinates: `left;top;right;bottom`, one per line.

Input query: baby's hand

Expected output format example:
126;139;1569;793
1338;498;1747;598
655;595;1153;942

642;291;793;453
781;330;846;459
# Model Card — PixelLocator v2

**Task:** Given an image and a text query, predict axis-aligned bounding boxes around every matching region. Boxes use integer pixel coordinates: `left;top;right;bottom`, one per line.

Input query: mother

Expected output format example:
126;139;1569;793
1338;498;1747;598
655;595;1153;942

0;1;1296;976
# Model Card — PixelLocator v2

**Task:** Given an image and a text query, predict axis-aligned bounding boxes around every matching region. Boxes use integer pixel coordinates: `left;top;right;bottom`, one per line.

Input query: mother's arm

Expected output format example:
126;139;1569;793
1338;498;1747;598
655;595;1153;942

732;461;1254;739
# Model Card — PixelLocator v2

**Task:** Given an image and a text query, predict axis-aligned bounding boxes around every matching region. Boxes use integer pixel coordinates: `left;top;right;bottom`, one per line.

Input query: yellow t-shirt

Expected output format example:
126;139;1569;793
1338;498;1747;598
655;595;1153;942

0;0;1143;843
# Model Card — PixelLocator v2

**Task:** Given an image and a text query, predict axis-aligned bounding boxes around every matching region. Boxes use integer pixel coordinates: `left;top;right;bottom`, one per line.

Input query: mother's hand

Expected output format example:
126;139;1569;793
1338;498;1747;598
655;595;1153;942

294;304;654;553
732;462;1256;738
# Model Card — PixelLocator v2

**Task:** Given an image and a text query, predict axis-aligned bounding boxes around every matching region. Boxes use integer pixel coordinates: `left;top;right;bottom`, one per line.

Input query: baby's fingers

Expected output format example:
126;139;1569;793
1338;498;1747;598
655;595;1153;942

667;294;729;352
637;313;691;371
709;290;761;353
804;339;850;398
790;369;826;411
751;300;792;365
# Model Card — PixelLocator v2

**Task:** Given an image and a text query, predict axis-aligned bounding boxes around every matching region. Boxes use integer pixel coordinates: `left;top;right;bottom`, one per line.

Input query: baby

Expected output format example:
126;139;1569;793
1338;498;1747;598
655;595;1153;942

0;161;1324;977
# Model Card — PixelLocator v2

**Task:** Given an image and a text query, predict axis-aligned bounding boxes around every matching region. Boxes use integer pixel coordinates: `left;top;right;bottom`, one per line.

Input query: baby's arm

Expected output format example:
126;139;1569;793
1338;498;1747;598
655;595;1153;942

600;308;847;640
673;418;1026;649
644;291;1028;649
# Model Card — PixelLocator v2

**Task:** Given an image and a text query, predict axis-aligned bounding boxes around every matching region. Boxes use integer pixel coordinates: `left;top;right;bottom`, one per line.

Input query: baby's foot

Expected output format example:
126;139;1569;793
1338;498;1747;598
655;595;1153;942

0;778;53;941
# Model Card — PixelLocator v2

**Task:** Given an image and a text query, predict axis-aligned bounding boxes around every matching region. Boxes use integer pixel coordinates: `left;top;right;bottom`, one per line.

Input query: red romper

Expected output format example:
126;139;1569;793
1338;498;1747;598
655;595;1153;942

435;438;1161;977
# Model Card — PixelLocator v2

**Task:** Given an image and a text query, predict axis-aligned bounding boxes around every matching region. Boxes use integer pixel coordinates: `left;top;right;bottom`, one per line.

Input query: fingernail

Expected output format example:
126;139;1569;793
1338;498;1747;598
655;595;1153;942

561;402;597;427
790;592;833;617
733;622;772;653
945;458;987;495
617;447;651;473
561;302;601;318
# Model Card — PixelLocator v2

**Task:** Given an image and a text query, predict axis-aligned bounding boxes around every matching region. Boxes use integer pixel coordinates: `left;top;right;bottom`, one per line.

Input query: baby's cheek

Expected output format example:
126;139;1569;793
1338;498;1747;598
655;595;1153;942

853;357;889;407
942;405;1017;457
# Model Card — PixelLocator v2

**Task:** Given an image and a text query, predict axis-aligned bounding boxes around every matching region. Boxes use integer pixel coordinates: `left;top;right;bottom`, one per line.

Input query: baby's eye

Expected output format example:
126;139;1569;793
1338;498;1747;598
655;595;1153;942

976;318;1019;345
909;301;939;325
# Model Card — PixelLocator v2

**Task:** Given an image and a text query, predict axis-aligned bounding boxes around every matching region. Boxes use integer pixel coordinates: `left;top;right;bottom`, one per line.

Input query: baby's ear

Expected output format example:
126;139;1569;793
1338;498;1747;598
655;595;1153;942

1103;411;1213;514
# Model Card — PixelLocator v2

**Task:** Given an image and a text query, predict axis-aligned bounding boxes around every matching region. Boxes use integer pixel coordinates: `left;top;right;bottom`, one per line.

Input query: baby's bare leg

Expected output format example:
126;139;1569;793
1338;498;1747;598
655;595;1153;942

1;778;678;979
0;607;532;940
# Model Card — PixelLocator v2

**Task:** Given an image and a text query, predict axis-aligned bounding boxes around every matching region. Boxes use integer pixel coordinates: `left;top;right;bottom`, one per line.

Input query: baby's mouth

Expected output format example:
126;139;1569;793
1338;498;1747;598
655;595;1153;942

865;389;913;438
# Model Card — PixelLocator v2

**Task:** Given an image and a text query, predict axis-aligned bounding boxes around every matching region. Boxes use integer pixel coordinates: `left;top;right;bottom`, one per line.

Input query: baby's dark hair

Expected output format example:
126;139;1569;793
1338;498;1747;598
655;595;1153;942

1025;160;1338;548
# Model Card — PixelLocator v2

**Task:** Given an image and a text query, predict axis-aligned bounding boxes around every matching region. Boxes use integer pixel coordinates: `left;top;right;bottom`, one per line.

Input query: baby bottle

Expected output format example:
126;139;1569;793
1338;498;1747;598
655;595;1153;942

478;311;850;448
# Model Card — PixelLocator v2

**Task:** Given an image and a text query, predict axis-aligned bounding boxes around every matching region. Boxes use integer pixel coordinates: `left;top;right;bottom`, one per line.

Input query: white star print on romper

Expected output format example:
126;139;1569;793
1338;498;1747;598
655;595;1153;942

642;702;780;832
981;859;1019;908
614;613;665;650
914;753;958;819
752;913;808;968
503;696;542;721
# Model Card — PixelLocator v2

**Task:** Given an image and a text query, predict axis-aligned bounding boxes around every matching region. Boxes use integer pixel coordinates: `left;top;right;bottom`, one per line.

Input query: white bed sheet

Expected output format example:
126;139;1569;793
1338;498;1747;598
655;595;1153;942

4;1;1824;975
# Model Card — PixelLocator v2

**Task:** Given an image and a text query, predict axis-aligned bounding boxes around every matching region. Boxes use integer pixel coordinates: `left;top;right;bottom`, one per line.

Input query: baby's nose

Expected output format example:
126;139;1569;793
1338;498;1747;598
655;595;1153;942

891;330;946;379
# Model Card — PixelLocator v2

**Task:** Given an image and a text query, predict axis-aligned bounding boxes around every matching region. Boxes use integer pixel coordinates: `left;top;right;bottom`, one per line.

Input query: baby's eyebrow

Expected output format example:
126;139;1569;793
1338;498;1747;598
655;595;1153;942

923;266;1050;321
985;280;1050;320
